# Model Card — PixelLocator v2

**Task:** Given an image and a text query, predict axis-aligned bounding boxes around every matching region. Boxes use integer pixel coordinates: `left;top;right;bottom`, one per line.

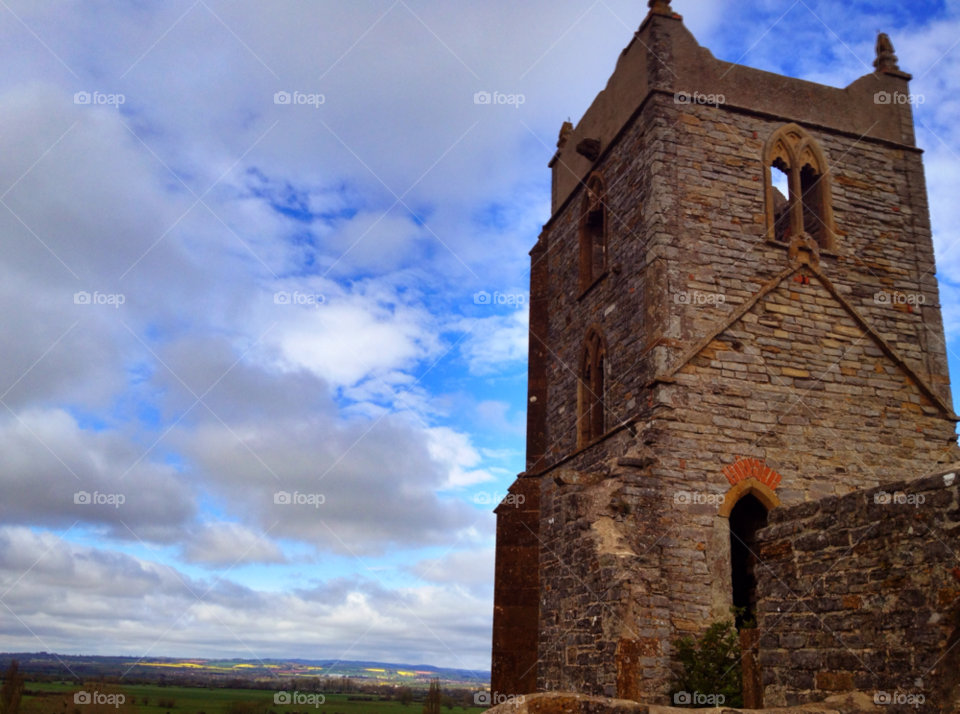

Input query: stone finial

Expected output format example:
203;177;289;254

874;32;900;72
648;0;673;15
557;121;573;150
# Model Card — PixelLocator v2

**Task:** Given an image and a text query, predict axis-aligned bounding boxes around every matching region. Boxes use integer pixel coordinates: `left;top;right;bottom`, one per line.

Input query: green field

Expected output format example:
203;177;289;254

23;683;488;714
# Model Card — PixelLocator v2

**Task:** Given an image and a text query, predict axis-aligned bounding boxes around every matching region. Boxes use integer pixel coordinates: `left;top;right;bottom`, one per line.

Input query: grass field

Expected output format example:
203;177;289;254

22;683;488;714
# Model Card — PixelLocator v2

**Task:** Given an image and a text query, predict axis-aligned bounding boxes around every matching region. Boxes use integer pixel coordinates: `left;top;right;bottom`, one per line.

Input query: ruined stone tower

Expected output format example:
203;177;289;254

491;0;960;705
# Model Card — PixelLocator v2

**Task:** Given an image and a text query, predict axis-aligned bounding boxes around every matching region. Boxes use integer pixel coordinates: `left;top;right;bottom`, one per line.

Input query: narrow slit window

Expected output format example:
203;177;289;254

577;328;606;447
800;164;824;246
579;174;607;292
771;161;791;243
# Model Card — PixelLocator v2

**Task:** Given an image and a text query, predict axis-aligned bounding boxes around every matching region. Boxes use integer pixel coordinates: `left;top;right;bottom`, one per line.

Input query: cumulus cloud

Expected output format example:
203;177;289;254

0;528;491;670
181;523;287;567
459;311;529;375
0;409;195;541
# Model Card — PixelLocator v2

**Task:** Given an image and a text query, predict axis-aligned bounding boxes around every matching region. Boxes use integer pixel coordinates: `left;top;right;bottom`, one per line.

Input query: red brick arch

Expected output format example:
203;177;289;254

723;457;782;490
719;459;783;517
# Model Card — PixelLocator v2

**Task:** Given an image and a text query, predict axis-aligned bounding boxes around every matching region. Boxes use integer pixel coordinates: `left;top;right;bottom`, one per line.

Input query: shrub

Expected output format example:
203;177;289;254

1;660;25;714
669;613;743;708
223;701;268;714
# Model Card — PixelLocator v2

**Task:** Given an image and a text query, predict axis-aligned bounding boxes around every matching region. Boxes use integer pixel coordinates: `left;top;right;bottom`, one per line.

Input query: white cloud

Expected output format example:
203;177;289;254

0;527;491;670
427;427;497;489
181;523;287;567
459;311;529;375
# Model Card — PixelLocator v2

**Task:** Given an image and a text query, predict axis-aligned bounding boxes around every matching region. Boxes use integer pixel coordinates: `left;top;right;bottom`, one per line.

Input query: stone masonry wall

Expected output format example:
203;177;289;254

497;8;960;706
538;92;956;484
532;86;960;704
756;467;960;712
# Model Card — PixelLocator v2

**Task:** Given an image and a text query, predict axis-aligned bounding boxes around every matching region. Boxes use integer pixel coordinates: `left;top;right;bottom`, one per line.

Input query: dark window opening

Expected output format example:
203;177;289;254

579;177;607;292
578;329;605;446
771;161;791;242
800;164;824;247
729;494;769;630
764;125;834;251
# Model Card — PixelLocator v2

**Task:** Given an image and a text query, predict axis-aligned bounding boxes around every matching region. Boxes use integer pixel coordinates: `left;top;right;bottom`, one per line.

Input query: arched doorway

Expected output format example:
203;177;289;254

728;494;769;630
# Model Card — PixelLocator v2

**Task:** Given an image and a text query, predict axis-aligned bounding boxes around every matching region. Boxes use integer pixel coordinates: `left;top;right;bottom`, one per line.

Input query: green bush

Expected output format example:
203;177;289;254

669;614;743;708
223;702;268;714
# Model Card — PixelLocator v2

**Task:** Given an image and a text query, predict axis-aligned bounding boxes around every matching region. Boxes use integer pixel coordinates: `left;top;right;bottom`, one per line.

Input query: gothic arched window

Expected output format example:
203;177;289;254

577;326;606;447
579;173;607;292
763;124;835;251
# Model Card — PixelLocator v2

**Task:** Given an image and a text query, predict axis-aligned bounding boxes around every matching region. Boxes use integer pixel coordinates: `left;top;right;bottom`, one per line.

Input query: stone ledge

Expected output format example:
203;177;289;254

486;692;883;714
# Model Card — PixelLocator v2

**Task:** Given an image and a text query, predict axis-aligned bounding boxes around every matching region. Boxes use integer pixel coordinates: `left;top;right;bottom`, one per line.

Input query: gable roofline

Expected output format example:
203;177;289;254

647;260;958;421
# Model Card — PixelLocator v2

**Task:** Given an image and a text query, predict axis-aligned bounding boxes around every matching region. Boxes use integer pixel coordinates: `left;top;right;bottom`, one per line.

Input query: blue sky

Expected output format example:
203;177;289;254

0;0;959;675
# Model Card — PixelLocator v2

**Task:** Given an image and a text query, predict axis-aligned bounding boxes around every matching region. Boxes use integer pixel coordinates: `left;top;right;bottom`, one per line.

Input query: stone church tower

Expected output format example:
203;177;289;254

491;0;960;705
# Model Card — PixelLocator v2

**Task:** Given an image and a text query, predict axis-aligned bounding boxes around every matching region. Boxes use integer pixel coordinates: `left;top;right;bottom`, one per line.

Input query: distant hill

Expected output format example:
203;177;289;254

0;652;489;687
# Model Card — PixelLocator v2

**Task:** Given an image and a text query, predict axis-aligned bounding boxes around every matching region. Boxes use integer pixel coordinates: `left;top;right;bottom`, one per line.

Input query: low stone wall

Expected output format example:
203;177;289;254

485;690;884;714
755;466;960;711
